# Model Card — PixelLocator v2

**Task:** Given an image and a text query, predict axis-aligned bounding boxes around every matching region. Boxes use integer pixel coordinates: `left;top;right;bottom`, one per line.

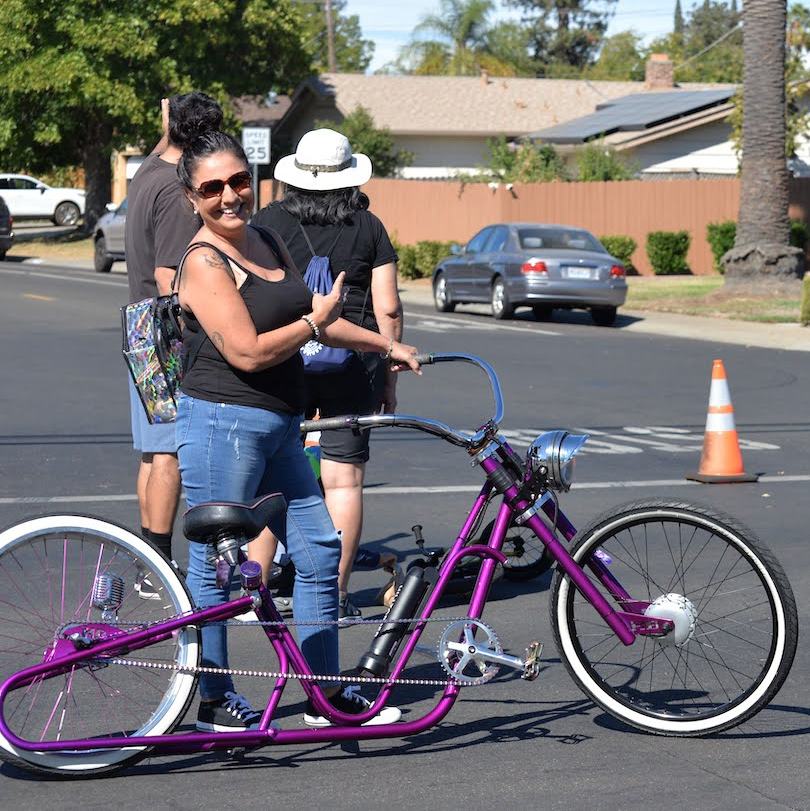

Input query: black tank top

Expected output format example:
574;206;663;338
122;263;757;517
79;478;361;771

180;246;314;414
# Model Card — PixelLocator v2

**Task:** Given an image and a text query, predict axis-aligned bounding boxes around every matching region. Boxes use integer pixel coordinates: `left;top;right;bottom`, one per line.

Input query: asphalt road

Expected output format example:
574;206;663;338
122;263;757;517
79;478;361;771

0;263;809;810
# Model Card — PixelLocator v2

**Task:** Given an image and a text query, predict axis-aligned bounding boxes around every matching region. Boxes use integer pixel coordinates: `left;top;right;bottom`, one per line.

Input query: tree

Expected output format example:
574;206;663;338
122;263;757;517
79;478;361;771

297;0;375;74
574;140;636;181
507;0;618;74
585;31;645;81
722;0;804;282
392;0;518;76
674;0;685;35
316;106;414;177
0;0;311;230
470;136;568;182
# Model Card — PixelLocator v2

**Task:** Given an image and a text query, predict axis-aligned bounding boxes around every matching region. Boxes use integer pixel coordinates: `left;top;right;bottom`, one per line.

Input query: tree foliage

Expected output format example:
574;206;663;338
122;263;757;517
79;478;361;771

585;31;645;81
315;106;414;178
0;0;312;229
297;0;375;74
574;140;635;181
474;136;569;182
507;0;618;74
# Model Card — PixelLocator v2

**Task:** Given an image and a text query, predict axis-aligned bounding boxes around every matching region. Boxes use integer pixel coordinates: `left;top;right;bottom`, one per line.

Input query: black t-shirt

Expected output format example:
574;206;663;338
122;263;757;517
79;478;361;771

252;202;397;331
125;154;201;303
180;245;314;415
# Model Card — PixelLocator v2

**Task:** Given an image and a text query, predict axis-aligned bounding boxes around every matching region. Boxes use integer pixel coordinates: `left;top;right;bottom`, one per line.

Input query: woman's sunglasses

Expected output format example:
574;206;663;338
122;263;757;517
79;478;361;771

194;170;252;199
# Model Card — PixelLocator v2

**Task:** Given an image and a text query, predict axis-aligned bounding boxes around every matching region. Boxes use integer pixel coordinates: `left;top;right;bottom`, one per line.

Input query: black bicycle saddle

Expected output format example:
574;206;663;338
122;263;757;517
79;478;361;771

183;493;287;543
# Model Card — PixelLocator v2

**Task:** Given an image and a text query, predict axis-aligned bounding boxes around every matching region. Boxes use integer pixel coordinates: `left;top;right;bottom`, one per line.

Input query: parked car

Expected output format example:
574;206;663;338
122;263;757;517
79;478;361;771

0;173;85;226
93;199;127;272
0;195;13;260
432;222;628;326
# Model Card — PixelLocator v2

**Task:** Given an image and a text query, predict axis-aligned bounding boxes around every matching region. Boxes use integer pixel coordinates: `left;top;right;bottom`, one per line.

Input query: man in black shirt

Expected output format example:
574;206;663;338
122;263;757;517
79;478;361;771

124;93;222;564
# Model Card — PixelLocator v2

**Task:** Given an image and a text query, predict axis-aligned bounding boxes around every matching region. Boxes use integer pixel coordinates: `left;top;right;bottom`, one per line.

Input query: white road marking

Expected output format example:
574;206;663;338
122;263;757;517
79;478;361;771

2;474;807;504
0;266;125;287
409;313;559;336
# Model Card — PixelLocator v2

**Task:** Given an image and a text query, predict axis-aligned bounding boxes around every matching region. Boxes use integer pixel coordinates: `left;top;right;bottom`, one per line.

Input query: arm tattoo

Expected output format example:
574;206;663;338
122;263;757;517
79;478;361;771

202;249;236;283
211;332;225;352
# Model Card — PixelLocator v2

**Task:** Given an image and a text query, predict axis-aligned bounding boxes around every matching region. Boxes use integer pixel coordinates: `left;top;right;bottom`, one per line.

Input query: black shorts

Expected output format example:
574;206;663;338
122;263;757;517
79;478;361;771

304;352;385;464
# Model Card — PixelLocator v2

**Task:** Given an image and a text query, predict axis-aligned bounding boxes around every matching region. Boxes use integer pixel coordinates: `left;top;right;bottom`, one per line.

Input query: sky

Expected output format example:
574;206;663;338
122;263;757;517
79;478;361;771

343;0;679;73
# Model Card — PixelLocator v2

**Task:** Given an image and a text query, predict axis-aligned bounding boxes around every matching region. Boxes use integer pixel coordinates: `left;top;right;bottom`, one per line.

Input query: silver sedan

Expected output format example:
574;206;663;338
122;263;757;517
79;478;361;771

432;223;628;326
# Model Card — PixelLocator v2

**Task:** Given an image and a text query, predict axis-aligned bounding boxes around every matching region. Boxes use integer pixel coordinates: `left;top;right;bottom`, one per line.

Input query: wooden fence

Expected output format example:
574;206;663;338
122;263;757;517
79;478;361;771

260;177;810;276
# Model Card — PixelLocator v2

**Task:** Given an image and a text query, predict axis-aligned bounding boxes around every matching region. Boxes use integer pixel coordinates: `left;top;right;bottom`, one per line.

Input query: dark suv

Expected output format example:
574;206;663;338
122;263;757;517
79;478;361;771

0;195;13;260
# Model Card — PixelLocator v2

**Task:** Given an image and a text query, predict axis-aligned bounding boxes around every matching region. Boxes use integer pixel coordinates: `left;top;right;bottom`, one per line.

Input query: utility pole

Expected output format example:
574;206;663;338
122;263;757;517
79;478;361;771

325;0;336;72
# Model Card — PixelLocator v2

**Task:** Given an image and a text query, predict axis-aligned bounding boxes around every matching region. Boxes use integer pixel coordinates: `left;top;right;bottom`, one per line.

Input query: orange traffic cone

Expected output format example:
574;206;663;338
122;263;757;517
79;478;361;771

687;360;758;483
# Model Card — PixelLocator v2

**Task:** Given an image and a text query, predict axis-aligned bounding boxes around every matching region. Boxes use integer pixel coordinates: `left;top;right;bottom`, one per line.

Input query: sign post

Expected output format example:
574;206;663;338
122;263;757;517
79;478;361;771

241;127;271;213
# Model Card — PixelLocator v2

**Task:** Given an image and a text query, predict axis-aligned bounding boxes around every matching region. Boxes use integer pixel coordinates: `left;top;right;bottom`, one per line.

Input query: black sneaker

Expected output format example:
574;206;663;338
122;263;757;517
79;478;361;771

303;686;402;727
337;597;362;625
134;573;160;601
196;691;263;732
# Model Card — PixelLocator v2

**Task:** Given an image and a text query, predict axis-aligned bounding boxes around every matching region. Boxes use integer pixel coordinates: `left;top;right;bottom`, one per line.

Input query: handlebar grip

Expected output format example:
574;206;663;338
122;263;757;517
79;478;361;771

300;416;354;433
412;353;434;365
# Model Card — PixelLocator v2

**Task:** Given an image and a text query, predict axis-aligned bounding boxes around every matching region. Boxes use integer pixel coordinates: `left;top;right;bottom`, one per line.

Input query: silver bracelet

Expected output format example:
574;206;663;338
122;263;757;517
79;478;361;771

301;315;320;340
380;337;394;360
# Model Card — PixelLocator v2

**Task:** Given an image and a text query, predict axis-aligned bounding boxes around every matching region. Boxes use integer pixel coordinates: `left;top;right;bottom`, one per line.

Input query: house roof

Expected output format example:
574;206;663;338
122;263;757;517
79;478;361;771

232;94;291;127
276;73;736;139
530;88;735;144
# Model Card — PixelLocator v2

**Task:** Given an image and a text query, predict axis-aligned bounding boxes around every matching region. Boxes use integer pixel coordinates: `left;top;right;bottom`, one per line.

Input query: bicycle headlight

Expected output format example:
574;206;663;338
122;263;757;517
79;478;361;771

526;430;589;492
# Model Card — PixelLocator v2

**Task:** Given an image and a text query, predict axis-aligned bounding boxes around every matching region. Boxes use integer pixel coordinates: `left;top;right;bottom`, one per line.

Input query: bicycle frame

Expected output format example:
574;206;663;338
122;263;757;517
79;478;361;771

0;356;673;757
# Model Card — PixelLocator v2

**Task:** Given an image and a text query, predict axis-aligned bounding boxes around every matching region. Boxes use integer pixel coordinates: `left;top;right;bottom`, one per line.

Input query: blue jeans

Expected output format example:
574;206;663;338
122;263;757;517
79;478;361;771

176;395;340;699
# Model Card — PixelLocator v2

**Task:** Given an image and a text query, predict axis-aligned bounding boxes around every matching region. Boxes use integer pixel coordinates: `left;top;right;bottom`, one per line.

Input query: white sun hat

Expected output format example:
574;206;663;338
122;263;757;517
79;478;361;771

274;128;373;191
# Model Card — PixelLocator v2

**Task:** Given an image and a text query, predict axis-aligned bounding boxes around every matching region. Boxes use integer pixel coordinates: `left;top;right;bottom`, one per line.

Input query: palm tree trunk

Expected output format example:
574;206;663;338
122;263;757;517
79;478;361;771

723;0;803;282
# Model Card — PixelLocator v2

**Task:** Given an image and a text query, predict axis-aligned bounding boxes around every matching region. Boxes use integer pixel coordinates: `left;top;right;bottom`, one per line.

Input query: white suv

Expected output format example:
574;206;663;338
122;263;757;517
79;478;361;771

0;174;85;225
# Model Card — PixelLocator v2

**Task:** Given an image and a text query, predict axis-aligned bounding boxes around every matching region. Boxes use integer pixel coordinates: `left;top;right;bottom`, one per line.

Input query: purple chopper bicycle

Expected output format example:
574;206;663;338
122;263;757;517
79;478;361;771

0;353;798;778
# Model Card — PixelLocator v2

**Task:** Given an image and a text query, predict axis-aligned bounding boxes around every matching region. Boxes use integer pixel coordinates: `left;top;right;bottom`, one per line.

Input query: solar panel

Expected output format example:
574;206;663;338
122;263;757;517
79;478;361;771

530;89;734;143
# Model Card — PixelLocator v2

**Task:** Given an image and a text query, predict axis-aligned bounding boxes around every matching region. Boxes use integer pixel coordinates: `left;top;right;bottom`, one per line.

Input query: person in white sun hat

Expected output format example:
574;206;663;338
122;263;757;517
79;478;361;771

252;128;403;623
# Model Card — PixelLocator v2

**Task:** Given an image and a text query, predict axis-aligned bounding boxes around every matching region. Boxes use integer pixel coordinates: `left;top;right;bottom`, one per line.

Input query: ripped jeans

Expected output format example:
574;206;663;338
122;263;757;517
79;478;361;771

176;394;341;700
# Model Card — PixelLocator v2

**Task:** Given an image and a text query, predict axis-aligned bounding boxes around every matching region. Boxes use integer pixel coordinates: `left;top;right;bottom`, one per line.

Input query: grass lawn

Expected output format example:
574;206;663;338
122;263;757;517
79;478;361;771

10;230;94;262
625;274;802;323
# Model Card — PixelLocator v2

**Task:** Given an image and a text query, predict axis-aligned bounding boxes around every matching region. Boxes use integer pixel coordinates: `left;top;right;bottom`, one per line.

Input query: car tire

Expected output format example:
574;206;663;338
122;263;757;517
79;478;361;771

0;250;6;262
591;306;617;327
94;236;113;273
54;201;81;227
532;305;554;321
433;272;456;312
491;277;514;320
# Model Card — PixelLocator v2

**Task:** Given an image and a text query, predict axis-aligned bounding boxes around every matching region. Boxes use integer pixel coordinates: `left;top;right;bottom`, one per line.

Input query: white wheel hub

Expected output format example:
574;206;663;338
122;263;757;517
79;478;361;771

645;593;698;646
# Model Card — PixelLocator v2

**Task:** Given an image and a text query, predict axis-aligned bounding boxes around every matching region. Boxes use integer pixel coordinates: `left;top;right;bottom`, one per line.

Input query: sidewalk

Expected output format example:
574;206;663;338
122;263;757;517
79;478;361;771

18;254;810;353
396;277;810;353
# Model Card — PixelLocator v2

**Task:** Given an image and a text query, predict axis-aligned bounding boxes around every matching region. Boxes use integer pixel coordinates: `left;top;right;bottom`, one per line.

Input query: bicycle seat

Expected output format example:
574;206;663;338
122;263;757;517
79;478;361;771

183;493;287;543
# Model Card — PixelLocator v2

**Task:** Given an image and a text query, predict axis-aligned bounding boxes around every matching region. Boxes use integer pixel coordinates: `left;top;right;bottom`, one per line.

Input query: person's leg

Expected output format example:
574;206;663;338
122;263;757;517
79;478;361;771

145;452;181;534
136;455;152;533
247;526;278;585
320;459;365;598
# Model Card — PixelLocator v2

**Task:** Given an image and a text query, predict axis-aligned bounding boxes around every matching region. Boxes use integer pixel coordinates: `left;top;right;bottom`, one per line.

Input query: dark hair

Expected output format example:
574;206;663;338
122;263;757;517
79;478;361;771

168;92;223;149
280;186;370;226
177;131;249;191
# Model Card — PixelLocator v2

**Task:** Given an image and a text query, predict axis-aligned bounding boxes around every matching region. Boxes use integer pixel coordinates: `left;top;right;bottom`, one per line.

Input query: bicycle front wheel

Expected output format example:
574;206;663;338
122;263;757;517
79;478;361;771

0;515;200;778
551;499;798;737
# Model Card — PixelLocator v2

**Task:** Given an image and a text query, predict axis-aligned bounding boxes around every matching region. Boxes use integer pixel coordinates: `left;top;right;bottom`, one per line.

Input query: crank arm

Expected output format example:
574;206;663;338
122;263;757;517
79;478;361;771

521;641;543;681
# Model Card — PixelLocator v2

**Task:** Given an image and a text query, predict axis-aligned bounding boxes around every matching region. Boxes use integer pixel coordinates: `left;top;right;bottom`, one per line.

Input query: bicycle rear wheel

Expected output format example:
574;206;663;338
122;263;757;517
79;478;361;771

479;518;553;581
551;499;798;736
0;515;200;777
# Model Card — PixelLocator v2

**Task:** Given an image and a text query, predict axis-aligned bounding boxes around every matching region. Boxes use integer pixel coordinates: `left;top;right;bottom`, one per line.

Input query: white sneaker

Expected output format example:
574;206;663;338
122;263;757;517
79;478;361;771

303;686;402;727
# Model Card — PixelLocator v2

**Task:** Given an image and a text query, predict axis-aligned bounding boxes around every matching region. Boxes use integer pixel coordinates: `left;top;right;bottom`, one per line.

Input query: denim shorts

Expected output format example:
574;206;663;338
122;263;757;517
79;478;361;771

128;376;177;454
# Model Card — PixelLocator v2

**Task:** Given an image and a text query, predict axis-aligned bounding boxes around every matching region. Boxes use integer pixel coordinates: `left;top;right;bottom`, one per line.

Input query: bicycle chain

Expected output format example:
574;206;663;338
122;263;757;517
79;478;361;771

89;613;494;688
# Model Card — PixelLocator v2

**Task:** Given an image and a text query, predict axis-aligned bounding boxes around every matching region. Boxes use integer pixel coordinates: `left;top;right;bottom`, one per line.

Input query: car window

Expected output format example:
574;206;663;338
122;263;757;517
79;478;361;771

483;226;508;253
116;198;128;215
518;227;603;252
16;179;37;190
0;179;10;190
466;227;493;254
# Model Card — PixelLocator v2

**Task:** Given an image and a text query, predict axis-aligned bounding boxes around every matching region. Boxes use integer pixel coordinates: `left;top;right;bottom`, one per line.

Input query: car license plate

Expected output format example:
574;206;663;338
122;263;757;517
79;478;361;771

564;266;593;279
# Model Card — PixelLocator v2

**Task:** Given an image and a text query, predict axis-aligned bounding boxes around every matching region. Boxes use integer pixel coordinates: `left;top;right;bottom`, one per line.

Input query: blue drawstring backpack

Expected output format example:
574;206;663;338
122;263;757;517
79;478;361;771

298;224;357;373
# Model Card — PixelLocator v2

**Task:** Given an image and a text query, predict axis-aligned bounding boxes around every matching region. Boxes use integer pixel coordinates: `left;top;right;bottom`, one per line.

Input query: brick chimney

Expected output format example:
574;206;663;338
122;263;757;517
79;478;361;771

645;54;674;89
480;69;490;85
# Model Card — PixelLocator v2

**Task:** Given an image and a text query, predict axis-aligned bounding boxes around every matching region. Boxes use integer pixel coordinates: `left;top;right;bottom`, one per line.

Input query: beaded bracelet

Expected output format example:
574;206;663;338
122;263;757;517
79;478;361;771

380;337;394;360
301;315;320;340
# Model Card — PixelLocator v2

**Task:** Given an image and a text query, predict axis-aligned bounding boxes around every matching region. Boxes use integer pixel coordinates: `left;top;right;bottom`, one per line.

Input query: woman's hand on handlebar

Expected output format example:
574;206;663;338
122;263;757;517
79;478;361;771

388;342;423;374
310;271;346;330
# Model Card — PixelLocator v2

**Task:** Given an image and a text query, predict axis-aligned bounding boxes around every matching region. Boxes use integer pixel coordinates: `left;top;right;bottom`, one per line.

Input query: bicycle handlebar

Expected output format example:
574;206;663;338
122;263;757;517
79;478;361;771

300;353;503;450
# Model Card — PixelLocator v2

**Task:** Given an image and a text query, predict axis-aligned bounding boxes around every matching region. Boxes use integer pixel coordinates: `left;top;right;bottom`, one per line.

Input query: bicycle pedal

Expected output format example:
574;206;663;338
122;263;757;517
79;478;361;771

521;641;543;681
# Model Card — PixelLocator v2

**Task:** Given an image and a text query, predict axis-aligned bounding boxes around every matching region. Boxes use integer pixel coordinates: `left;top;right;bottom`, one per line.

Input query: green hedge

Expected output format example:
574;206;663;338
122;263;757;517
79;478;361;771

707;219;808;274
598;234;637;269
646;230;691;275
395;239;459;279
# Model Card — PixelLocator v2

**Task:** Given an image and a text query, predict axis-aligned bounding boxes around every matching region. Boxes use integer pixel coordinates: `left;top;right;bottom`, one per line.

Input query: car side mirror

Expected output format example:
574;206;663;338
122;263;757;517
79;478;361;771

450;244;464;255
39;187;46;194
106;202;118;212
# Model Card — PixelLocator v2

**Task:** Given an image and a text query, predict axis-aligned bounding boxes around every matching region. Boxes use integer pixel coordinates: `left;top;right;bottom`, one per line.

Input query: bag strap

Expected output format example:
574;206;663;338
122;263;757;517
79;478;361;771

298;222;345;261
250;224;286;270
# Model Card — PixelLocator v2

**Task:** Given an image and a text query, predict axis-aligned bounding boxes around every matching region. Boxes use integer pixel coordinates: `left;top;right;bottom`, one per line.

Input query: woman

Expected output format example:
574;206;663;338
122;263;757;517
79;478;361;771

174;130;420;732
253;128;403;622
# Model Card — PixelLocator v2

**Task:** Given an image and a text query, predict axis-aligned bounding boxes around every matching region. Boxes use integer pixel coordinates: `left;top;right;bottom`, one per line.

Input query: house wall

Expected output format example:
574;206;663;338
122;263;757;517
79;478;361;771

261;176;810;275
627;121;739;176
395;135;490;179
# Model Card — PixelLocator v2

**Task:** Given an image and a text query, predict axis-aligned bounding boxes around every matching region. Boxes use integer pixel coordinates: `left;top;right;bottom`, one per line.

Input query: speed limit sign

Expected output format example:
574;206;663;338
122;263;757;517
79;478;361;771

242;127;271;165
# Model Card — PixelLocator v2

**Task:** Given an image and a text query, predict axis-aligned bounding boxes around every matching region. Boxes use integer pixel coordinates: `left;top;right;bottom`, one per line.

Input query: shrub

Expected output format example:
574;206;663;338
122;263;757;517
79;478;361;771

574;140;636;181
646;230;691;275
801;272;810;326
395;240;459;279
397;244;419;278
598;234;637;269
706;220;737;273
790;220;808;252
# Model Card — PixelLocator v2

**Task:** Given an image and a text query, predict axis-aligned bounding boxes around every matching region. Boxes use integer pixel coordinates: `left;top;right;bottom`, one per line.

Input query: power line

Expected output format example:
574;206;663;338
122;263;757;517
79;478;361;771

673;21;742;72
